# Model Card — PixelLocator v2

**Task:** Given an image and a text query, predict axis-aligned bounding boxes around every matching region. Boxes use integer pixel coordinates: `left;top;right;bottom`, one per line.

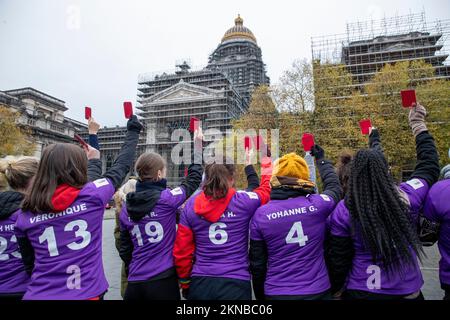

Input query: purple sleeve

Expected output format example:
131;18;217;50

14;212;26;238
118;209;128;231
88;178;116;206
329;201;351;237
250;213;264;241
179;201;192;229
311;193;337;217
162;187;187;210
423;181;449;223
399;178;429;212
236;191;261;215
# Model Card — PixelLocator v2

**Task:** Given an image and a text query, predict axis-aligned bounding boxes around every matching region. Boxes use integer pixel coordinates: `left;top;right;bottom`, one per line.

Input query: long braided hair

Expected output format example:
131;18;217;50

344;148;422;273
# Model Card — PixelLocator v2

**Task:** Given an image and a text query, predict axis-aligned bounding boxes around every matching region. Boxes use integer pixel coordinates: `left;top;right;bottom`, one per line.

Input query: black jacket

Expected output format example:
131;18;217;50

326;129;440;295
0;191;24;220
250;153;342;300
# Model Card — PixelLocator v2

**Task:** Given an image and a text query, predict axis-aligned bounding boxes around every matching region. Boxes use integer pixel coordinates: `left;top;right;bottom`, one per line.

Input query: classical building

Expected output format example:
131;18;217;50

207;15;270;103
0;87;87;158
135;15;268;186
137;64;246;186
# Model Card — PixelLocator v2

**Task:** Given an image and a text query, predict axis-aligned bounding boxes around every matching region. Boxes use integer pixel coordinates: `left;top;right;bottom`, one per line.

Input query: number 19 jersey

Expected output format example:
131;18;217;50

250;194;336;296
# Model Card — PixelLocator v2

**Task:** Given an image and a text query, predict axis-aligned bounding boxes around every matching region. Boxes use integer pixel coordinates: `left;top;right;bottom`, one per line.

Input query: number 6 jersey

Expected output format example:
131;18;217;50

15;178;115;300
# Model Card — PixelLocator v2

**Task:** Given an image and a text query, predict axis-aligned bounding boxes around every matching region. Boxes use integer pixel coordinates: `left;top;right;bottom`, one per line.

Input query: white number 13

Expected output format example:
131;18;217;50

39;219;91;257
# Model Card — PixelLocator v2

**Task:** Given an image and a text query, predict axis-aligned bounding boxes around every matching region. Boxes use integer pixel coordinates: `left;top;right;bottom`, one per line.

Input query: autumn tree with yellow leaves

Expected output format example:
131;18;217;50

0;105;35;157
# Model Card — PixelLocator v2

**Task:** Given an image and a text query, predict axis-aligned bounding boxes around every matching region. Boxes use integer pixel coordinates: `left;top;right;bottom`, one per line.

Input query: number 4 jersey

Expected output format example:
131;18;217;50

15;178;115;300
250;193;336;296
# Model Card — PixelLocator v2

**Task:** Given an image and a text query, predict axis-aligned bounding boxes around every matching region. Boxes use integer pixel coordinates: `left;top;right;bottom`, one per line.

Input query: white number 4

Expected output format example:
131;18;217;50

285;221;308;247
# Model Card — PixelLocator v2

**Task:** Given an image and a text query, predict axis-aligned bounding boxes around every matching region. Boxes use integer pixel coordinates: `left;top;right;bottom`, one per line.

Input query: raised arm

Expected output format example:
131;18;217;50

311;144;342;203
368;128;382;153
408;104;440;187
103;115;143;189
244;148;259;191
87;117;101;151
179;128;203;198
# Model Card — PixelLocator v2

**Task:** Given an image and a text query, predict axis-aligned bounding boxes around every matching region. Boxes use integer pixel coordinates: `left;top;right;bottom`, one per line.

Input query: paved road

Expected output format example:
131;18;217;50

101;214;446;300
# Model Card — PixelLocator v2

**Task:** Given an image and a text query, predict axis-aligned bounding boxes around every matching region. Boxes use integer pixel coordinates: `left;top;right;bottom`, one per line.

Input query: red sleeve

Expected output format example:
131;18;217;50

254;156;272;205
173;224;195;289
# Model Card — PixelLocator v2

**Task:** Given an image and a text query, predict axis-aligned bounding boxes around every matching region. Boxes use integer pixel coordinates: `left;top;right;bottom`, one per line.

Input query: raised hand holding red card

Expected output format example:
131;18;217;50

359;119;372;135
189;117;200;133
244;136;251;150
301;133;315;152
123;102;133;119
85;107;92;120
401;89;417;108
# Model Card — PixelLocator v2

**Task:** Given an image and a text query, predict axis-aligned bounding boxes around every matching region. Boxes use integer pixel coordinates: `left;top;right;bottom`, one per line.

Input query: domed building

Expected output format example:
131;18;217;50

208;15;270;104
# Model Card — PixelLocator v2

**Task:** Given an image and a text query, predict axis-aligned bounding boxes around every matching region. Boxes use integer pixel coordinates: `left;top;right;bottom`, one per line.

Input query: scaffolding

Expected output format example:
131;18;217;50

311;11;450;86
137;63;248;186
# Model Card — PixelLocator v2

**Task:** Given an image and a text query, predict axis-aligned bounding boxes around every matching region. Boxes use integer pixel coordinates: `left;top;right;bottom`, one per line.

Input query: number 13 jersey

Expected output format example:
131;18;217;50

15;178;115;300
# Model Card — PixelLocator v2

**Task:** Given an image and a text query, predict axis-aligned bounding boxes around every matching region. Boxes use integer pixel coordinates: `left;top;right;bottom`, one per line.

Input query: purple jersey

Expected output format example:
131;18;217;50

250;193;336;295
119;186;187;281
0;211;30;293
329;178;429;295
424;179;450;286
15;178;115;300
180;190;261;281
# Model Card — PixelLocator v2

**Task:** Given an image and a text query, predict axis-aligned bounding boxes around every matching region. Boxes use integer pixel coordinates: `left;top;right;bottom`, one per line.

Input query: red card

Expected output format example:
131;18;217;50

85;107;91;120
359;119;372;135
123;102;133;119
301;133;315;152
74;134;89;149
252;135;263;151
244;136;251;150
400;89;416;108
184;167;188;177
189;117;200;133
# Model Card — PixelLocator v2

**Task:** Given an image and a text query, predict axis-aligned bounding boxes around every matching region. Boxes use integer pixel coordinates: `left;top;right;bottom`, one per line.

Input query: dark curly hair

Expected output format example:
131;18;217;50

344;148;422;273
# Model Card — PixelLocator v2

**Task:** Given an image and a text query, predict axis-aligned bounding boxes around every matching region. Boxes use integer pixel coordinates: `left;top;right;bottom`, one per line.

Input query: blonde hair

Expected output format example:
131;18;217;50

114;178;137;214
0;156;39;192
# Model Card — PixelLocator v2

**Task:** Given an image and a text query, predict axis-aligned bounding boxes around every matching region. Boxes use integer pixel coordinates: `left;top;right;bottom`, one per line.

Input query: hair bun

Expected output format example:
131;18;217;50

338;151;353;166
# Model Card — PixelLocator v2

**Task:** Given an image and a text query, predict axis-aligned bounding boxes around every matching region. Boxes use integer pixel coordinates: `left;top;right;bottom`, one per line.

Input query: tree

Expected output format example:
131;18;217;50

273;59;314;112
0;105;35;157
231;85;279;188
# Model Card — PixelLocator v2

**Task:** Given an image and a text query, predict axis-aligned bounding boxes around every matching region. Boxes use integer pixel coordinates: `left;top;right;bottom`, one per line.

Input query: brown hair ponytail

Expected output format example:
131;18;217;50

203;160;235;199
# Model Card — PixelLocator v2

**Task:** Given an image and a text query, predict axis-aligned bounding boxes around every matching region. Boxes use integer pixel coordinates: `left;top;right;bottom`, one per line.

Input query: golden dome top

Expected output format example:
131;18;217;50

221;14;257;44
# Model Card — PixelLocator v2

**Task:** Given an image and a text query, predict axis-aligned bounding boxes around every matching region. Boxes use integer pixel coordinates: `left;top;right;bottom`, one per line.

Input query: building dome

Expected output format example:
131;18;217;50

221;15;257;44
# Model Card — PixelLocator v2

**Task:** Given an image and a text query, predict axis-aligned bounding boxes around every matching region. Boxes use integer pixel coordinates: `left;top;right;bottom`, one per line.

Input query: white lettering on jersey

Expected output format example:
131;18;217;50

93;178;109;188
29;204;88;224
406;178;424;190
266;206;318;221
320;194;331;202
170;187;183;196
66;265;81;290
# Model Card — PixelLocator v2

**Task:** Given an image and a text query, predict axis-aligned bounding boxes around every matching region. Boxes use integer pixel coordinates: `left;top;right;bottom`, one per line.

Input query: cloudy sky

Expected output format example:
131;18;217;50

0;0;449;126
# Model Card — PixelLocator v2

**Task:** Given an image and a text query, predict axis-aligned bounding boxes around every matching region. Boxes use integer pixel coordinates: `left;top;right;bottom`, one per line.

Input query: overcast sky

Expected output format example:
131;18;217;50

0;0;449;126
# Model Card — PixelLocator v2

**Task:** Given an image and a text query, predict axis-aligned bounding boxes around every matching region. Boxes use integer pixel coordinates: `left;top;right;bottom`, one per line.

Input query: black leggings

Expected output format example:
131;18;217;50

188;276;252;300
344;289;424;300
124;274;180;300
